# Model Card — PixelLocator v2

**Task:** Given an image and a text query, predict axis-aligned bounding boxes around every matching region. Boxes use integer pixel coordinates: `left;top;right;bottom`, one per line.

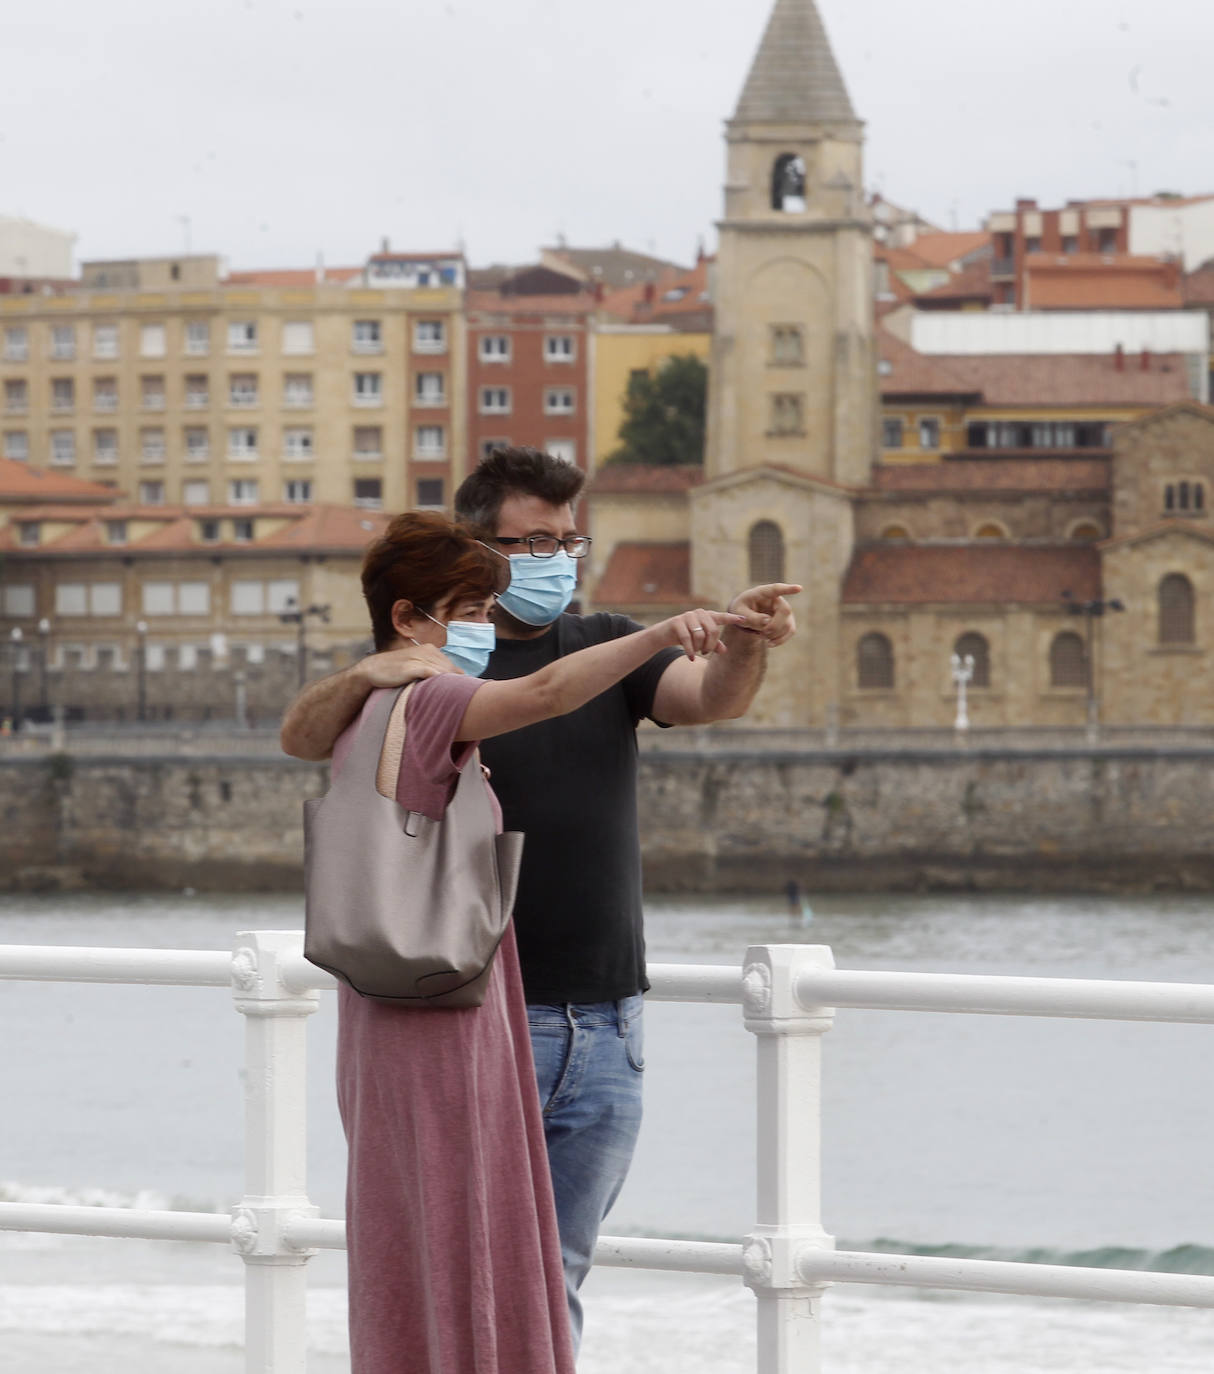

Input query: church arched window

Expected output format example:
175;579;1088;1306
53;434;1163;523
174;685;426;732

857;632;894;689
953;632;991;688
748;520;785;584
1049;631;1088;688
1158;573;1195;644
771;153;806;212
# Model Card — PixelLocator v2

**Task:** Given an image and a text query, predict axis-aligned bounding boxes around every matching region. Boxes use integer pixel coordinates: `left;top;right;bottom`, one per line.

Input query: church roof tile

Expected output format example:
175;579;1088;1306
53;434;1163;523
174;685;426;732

732;0;858;126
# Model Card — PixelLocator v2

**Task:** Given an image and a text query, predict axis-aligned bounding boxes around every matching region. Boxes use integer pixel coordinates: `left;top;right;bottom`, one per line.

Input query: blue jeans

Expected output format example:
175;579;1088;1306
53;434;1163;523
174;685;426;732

527;995;645;1353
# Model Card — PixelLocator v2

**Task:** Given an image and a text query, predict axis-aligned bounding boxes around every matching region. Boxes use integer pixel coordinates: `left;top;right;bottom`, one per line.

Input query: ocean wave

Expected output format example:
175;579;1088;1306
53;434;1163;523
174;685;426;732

0;1181;228;1215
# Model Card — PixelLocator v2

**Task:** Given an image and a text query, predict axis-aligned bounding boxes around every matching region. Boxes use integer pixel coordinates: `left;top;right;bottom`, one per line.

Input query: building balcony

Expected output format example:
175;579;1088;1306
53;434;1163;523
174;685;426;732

184;394;210;410
991;256;1016;279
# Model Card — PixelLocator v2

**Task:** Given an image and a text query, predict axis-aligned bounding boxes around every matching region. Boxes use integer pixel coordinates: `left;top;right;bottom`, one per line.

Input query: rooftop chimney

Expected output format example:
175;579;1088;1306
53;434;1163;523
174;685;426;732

1140;347;1151;371
1114;343;1125;371
381;236;390;254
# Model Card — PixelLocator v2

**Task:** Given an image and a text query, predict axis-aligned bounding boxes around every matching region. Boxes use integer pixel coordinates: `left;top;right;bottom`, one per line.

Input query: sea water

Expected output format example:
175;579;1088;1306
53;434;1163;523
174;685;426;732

3;891;1214;1371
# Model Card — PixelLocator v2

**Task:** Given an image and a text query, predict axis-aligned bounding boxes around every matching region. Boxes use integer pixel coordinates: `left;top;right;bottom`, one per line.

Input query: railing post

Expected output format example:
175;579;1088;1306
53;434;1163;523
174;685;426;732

741;944;836;1374
231;931;322;1374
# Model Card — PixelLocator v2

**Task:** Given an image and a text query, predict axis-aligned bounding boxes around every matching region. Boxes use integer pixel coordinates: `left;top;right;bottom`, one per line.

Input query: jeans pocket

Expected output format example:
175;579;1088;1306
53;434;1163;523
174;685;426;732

623;1016;645;1073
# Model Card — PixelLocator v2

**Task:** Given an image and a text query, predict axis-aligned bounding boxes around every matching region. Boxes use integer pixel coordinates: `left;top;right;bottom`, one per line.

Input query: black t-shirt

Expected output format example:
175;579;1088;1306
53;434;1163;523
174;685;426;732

479;612;681;1004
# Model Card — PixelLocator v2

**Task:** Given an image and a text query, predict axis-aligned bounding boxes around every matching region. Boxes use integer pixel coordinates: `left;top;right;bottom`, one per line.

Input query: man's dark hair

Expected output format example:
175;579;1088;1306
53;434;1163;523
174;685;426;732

454;446;585;533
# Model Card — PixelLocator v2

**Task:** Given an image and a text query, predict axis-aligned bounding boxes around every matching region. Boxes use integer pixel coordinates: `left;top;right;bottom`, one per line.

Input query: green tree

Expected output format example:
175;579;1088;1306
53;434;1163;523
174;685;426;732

605;353;707;466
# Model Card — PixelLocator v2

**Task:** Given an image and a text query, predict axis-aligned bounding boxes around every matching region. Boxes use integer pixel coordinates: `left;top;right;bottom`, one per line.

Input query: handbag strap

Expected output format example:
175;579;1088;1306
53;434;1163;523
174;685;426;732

375;682;415;800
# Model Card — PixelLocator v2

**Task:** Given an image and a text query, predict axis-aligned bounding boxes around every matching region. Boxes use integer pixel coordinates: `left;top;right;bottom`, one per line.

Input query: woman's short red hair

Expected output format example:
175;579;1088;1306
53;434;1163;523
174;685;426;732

361;511;508;650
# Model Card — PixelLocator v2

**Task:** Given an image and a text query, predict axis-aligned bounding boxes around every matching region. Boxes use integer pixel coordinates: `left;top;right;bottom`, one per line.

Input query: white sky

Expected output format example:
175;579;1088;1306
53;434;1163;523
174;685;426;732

3;0;1211;271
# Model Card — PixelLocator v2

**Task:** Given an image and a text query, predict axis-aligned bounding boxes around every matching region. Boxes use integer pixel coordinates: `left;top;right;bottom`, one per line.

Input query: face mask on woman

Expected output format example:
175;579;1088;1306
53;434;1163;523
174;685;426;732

495;551;578;627
423;613;496;677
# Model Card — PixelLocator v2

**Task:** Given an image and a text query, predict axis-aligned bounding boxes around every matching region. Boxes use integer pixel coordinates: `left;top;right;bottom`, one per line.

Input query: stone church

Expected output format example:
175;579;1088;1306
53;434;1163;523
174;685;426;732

587;0;1214;731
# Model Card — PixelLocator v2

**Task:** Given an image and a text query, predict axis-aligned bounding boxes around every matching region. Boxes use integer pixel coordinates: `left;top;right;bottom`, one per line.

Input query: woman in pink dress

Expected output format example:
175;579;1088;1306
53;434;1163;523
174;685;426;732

327;512;743;1374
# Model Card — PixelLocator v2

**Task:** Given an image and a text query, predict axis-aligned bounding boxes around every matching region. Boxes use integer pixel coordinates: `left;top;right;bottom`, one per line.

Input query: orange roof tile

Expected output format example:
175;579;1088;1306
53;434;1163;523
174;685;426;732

465;288;595;317
872;459;1109;494
878;329;979;397
589;464;706;495
903;231;991;269
0;460;118;505
1024;253;1183;310
599;258;713;326
594;542;692;606
842;545;1101;606
915;258;993;303
1184;261;1214;306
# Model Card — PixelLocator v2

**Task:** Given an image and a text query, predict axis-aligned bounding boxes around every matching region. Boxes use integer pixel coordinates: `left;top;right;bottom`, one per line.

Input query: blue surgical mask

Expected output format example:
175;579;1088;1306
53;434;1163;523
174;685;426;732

496;552;578;626
424;613;495;677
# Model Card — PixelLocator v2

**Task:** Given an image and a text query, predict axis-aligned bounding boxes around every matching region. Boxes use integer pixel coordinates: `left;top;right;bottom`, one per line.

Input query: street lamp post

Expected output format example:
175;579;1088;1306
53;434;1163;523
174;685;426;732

10;627;24;733
1061;591;1126;736
38;617;50;719
136;620;149;723
279;598;331;689
950;651;975;732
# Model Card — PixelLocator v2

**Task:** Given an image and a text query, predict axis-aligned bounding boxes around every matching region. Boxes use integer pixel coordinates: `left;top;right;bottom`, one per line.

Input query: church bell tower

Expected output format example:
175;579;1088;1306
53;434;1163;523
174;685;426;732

704;0;876;487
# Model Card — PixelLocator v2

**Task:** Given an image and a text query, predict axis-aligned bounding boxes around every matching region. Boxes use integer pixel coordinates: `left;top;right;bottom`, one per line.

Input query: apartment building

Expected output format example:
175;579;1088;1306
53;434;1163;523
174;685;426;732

0;249;467;521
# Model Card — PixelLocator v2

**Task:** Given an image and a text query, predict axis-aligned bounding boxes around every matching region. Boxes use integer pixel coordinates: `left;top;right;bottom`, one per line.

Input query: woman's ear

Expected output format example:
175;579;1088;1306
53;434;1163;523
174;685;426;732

389;599;417;640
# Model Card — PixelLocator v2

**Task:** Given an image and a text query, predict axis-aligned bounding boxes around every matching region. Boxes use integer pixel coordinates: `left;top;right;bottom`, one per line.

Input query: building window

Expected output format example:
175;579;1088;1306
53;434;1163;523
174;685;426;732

480;386;511;414
416;477;444;509
1049;631;1088;688
93;429;118;465
140;324;166;358
51;378;75;413
183;375;209;409
199;519;221;543
353;372;383;405
232;518;255;542
183;480;210;506
18;521;39;546
974;522;1007;540
771;153;807;212
228;320;258;352
353;426;382;459
228;373;258;407
50;430;76;466
105;520;127;545
1;583;35;616
857;633;895;689
50;325;76;360
141;375;166;411
138;480;165;505
544;387;575;415
143;581;210;616
93;377;118;412
1159;574;1195;645
1097;227;1118;253
918;417;941;450
185;427;210;461
414;320;446;353
228;478;259;505
1164;480;1206;515
415;424;445;458
415;372;446;405
881;523;911;541
353;477;383;509
544;334;575;363
93;323;119;358
481;437;510;460
352;320;383;353
4;379;27;413
1024;236;1042;255
54;582;122;617
882;417;904;448
769;393;803;435
185;320;211;355
282;321;313;355
284;479;313;503
748;520;785;584
1061;235;1079;254
480;335;510;363
228;427;258;459
284;428;314;460
953;632;990;688
770;325;803;366
3;431;29;461
3;326;28;361
545;439;576;465
284;373;313;408
140;427;166;462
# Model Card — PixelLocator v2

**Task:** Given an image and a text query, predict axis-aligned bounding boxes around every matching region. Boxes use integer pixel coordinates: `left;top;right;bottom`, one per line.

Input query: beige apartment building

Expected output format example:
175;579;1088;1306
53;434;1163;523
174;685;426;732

0;250;468;520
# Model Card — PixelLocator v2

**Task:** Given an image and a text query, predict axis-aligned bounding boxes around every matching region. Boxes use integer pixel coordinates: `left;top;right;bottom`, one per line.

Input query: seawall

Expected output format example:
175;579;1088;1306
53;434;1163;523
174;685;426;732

4;745;1214;894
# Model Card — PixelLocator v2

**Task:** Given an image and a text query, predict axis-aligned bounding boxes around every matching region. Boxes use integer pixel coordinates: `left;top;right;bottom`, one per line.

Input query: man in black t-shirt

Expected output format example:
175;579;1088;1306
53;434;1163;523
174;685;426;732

281;447;798;1350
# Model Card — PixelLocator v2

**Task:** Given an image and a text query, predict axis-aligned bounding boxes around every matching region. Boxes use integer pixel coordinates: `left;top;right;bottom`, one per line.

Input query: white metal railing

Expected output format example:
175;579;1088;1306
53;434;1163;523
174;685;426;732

2;936;1214;1373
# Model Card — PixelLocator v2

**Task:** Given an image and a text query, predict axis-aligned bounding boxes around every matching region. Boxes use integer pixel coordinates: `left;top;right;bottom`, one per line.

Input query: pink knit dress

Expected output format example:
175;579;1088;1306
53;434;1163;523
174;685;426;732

333;675;575;1374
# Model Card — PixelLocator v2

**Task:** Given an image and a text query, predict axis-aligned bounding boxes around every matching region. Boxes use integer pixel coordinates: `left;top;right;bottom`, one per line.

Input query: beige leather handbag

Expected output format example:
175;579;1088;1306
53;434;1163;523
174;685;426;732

303;683;523;1007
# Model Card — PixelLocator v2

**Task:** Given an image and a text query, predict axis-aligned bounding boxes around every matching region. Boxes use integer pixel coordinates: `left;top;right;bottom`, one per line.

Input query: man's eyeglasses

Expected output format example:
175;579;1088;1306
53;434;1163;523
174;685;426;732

494;535;592;559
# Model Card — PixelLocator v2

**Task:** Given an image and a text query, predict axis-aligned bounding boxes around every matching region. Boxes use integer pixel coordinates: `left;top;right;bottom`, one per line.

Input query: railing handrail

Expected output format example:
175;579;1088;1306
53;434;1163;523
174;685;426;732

4;933;1214;1374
